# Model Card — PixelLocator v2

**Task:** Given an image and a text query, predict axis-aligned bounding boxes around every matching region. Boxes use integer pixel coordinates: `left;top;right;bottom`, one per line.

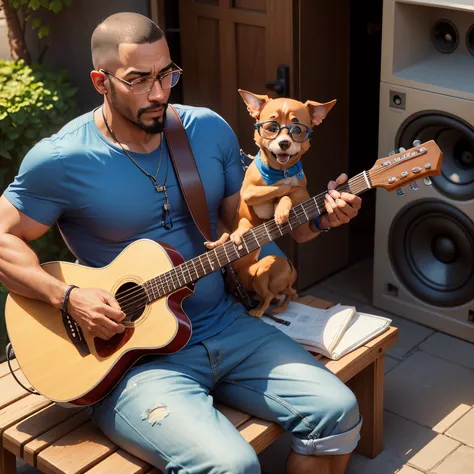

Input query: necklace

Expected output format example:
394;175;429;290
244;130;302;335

101;106;173;230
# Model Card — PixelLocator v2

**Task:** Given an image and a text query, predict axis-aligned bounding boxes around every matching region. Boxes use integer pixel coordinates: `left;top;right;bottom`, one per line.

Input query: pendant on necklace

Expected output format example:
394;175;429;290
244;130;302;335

154;183;166;193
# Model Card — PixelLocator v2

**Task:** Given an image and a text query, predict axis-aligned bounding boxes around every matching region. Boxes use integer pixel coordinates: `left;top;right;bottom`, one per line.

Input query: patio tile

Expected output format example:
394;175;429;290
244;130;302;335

383;411;460;471
431;445;474;474
385;355;401;374
347;450;423;474
420;332;474;371
315;258;373;305
17;459;40;473
359;304;435;360
303;285;362;307
446;407;474;448
385;351;474;433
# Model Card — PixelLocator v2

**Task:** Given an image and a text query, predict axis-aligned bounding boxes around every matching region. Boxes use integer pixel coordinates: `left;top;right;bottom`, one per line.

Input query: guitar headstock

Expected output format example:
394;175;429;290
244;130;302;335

369;140;443;191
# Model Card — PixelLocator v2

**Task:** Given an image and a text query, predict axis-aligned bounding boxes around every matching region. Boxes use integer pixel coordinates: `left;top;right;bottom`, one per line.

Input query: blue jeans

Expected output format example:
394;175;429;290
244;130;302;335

89;312;362;474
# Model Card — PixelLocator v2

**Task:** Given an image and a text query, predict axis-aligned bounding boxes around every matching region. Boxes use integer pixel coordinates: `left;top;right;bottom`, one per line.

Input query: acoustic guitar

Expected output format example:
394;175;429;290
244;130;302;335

5;140;442;405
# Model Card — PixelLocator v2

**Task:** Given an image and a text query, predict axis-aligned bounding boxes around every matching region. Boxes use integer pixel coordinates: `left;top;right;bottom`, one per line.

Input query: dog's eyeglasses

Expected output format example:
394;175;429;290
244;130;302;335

254;121;312;143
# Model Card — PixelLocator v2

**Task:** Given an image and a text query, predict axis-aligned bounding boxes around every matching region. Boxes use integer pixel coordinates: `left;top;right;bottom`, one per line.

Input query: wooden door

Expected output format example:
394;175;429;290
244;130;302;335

178;0;294;158
176;0;351;290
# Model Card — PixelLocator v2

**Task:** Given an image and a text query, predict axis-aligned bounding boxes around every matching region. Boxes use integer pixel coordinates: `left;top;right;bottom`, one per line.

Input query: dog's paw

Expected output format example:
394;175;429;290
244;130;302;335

274;209;290;225
204;232;230;249
248;309;264;318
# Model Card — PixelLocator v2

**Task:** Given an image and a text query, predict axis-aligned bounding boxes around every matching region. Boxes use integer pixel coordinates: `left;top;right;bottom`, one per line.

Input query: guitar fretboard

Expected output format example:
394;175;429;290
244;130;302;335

143;171;372;301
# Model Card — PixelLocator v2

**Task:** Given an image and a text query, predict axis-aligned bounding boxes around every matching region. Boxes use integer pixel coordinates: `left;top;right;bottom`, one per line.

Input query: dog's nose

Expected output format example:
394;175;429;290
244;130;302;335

279;140;291;151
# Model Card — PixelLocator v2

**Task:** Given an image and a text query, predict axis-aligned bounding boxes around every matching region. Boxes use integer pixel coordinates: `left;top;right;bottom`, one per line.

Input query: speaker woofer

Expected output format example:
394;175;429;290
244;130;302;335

389;199;474;307
431;19;459;53
397;112;474;201
467;24;474;57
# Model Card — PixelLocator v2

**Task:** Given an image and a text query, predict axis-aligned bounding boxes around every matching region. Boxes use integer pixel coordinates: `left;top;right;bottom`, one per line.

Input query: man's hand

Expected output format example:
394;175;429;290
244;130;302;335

319;173;362;230
68;288;126;340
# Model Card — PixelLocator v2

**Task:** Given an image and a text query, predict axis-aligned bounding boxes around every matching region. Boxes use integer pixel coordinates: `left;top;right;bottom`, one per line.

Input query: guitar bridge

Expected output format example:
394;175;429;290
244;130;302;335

62;312;90;357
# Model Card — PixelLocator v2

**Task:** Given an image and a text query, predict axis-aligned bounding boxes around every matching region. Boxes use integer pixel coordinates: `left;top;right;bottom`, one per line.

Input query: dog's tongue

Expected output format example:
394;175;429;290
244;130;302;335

277;154;290;164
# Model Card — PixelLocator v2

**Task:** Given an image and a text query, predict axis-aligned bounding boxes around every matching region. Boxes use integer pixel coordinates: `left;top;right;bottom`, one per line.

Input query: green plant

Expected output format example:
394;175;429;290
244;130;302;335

0;59;77;263
1;0;74;63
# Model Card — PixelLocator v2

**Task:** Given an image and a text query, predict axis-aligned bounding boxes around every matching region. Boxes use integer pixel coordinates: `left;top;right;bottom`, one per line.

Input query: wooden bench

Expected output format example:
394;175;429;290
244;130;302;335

0;295;398;474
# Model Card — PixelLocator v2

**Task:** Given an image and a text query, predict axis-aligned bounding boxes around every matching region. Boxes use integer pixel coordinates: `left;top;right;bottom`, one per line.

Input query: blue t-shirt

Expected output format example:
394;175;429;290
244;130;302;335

4;104;285;344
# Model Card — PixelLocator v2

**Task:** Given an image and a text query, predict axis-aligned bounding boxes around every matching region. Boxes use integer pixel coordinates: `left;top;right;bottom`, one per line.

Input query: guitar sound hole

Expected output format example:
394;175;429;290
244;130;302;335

116;282;147;323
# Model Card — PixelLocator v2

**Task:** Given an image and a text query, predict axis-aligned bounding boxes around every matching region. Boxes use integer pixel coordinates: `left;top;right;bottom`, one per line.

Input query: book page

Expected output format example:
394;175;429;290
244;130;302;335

330;311;392;360
262;302;355;353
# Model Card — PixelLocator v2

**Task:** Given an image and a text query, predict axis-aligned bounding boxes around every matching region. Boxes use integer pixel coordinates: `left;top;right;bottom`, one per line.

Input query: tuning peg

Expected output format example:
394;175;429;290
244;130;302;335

389;150;396;156
398;147;406;153
413;140;421;147
396;188;405;196
410;181;419;191
424;177;432;186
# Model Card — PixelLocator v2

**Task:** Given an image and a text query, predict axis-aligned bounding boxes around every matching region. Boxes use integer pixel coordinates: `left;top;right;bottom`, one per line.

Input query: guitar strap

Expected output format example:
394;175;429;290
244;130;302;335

164;105;256;310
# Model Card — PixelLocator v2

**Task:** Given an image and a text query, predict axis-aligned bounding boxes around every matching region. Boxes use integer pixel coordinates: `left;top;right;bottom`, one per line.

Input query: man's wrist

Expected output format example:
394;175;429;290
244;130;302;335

312;215;330;233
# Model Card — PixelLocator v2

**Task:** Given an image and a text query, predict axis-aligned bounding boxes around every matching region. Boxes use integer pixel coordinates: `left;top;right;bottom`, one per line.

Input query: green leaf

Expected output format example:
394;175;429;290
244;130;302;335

0;143;12;160
28;0;41;10
63;0;73;6
38;25;50;39
12;0;20;8
32;17;42;29
49;0;62;13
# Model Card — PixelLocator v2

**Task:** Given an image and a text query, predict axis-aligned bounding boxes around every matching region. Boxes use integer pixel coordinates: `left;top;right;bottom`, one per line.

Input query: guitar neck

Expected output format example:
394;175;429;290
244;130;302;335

144;171;372;301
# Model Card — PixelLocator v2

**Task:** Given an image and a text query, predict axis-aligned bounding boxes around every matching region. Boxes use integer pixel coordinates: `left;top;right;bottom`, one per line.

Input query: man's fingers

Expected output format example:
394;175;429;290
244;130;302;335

327;173;348;191
101;294;126;321
340;192;362;211
97;310;126;333
101;302;126;322
325;193;349;225
336;173;348;185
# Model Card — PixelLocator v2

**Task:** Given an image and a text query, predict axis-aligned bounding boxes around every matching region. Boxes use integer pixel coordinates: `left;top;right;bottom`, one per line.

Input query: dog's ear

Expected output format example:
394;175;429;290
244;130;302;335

305;99;337;126
238;89;271;119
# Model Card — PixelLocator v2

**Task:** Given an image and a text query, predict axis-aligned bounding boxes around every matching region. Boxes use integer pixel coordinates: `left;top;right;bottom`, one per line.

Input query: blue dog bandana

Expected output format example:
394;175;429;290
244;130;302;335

254;151;305;185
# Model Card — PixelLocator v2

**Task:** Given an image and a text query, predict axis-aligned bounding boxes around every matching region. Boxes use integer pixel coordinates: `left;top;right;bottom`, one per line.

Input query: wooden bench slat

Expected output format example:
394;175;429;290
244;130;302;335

23;410;90;466
307;297;333;310
37;422;117;474
238;418;285;453
295;295;315;306
0;297;399;474
83;449;149;474
0;359;18;379
3;403;83;457
0;394;51;437
0;370;32;410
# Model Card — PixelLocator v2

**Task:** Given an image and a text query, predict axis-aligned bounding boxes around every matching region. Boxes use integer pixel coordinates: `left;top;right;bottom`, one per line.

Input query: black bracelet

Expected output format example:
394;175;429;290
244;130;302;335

61;284;78;314
312;215;330;233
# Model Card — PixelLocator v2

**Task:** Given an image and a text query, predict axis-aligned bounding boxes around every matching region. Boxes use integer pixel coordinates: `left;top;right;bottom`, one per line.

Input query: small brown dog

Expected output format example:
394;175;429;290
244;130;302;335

206;90;336;317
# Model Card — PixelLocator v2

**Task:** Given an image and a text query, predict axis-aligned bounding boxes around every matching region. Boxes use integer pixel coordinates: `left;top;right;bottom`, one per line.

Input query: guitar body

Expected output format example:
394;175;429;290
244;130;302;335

5;239;192;406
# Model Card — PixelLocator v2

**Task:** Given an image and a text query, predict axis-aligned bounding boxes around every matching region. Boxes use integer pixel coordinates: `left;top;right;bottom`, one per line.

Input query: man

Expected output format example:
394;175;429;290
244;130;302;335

0;12;362;474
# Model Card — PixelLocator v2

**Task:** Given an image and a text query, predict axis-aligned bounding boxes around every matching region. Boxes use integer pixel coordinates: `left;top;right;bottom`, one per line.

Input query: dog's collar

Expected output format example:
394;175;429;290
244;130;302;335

254;151;304;185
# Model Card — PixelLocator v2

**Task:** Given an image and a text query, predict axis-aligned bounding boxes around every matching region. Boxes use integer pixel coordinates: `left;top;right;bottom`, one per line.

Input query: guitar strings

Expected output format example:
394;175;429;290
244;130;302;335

115;174;371;311
115;173;372;309
115;154;430;311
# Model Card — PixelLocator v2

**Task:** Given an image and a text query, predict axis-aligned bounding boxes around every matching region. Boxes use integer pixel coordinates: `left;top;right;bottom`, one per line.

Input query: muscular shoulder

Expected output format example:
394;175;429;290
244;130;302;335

172;104;236;144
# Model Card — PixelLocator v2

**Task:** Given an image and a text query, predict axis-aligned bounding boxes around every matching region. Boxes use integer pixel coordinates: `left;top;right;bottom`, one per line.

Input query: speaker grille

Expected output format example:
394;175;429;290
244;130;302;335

389;199;474;307
398;112;474;201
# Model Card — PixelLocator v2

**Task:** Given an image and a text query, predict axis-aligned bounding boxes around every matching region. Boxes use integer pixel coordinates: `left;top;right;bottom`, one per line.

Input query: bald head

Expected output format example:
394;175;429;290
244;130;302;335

91;12;164;70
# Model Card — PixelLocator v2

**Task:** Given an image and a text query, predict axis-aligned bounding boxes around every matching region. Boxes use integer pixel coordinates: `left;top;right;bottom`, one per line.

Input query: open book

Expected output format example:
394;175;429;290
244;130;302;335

262;302;391;360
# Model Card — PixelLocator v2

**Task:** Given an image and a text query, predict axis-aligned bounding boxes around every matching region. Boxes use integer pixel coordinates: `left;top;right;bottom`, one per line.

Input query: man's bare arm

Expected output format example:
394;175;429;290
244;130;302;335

0;195;125;339
0;195;68;308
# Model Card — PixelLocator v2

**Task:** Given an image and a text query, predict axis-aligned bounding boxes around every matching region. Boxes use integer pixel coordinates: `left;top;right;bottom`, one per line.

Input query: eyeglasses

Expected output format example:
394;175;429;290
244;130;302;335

254;121;313;143
99;63;183;95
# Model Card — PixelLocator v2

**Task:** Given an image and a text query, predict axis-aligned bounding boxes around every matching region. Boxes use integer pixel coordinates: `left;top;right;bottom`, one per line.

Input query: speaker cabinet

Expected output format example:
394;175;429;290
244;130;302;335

374;0;474;342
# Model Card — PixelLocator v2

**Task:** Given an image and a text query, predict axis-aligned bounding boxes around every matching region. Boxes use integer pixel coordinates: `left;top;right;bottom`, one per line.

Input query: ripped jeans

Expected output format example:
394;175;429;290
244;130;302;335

89;312;362;474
